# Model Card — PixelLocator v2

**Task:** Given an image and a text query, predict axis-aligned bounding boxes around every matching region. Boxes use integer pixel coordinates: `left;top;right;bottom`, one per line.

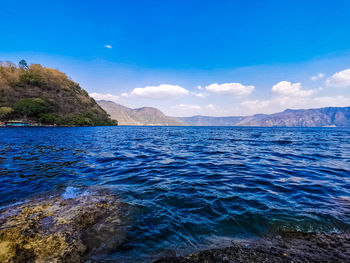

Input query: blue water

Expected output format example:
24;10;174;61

1;126;350;261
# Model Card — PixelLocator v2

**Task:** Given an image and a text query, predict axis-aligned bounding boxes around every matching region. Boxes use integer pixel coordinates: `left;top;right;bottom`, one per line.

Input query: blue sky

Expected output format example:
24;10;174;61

2;0;350;116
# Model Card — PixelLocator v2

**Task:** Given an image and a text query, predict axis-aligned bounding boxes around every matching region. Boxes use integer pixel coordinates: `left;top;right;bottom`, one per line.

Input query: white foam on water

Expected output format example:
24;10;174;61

62;186;91;200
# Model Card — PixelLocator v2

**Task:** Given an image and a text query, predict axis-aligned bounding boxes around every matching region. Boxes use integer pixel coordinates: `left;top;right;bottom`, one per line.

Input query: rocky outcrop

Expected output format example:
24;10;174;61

154;232;350;263
0;188;127;263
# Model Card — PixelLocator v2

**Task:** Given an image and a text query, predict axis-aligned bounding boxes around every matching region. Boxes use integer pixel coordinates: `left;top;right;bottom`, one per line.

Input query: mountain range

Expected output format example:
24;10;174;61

97;100;185;126
179;107;350;127
99;100;350;127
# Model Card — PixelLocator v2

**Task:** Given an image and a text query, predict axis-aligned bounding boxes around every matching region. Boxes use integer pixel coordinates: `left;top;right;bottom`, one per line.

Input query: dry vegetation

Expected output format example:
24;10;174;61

0;60;117;126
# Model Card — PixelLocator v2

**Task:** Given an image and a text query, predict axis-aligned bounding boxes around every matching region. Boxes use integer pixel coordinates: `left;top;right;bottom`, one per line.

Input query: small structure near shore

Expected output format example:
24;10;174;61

4;120;30;127
1;120;58;127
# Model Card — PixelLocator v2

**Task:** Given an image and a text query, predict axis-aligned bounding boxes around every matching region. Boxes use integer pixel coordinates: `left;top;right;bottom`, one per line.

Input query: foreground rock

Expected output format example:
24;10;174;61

0;188;127;263
154;232;350;263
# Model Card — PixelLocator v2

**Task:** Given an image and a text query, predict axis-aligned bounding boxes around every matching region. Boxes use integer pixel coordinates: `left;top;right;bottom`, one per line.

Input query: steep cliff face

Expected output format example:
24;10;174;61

97;100;185;126
0;62;116;126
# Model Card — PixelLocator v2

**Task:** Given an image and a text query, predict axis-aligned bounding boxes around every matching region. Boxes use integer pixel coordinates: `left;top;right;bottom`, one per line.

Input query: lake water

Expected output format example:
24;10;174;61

1;126;350;261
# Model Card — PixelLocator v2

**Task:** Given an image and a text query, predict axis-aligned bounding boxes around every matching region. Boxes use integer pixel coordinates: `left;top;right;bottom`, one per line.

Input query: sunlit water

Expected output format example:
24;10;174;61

1;126;350;261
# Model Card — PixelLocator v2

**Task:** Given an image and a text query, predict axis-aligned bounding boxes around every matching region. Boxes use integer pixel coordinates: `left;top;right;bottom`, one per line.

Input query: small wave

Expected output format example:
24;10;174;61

61;186;91;200
272;140;293;145
0;200;25;210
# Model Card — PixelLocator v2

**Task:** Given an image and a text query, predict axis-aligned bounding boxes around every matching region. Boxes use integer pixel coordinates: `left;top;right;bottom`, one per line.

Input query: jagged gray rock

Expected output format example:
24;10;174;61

154;232;350;263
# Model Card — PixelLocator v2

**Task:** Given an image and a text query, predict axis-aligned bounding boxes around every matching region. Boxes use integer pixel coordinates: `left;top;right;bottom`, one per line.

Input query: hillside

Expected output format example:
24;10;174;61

0;61;116;126
179;106;350;127
97;100;185;126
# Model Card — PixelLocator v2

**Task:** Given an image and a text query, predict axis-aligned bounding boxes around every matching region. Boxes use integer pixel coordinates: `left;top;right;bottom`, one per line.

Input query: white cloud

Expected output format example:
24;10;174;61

205;82;254;96
104;45;112;49
197;85;203;90
205;104;215;109
310;73;324;81
90;92;119;102
240;100;271;111
326;68;350;88
272;81;314;97
169;103;224;117
239;79;349;115
240;95;350;115
175;104;201;110
121;92;129;97
312;95;350;106
130;84;189;99
192;92;209;98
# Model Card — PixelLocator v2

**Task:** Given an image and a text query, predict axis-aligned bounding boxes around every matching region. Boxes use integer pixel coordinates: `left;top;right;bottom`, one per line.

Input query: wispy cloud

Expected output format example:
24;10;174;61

175;104;201;110
240;99;271;112
310;73;324;81
90;92;119;102
89;66;350;117
239;81;321;114
130;84;189;99
205;82;254;96
326;68;350;87
205;104;215;109
272;81;315;97
241;95;350;115
239;77;350;115
192;92;209;98
104;44;112;49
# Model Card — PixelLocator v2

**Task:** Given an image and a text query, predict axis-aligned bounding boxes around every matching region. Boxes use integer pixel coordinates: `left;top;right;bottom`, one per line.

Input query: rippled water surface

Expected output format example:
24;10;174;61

1;126;350;261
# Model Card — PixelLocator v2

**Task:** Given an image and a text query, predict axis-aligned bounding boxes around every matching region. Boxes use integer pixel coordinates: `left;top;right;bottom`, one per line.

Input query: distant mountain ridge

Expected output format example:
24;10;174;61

179;106;350;127
97;100;185;126
98;99;350;127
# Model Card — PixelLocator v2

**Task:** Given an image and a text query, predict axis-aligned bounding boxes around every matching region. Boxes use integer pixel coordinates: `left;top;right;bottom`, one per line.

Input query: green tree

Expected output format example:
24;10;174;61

19;70;43;86
39;113;57;124
0;106;13;119
14;98;51;118
18;59;28;70
69;115;93;126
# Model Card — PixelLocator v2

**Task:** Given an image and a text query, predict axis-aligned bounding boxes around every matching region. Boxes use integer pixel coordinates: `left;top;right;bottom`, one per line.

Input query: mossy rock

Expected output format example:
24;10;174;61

0;189;127;262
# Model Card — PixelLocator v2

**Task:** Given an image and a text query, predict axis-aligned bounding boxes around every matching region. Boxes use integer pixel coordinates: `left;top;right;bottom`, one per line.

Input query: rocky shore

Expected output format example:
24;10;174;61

1;188;350;263
154;232;350;263
0;188;127;263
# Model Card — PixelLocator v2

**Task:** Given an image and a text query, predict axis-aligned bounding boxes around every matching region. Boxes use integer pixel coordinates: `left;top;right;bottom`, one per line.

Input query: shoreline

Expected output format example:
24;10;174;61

154;232;350;263
1;187;350;262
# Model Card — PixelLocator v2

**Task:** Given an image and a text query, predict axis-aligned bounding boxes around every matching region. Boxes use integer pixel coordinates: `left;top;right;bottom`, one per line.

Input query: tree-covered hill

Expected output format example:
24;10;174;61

0;60;117;126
